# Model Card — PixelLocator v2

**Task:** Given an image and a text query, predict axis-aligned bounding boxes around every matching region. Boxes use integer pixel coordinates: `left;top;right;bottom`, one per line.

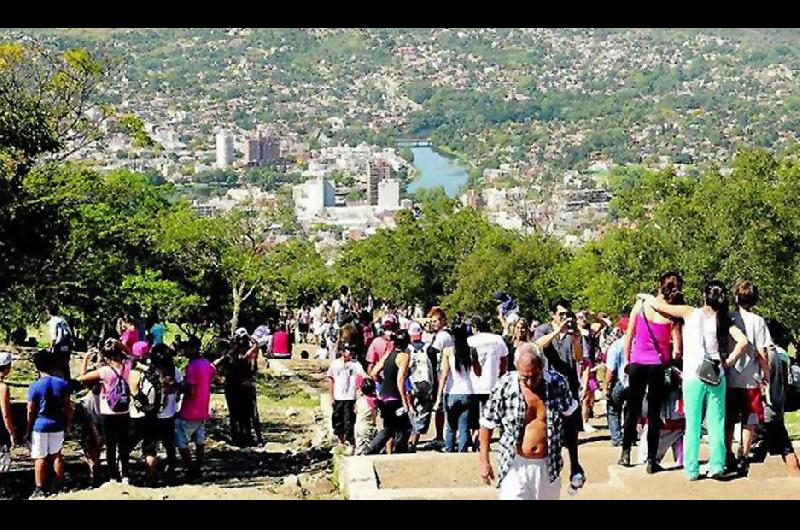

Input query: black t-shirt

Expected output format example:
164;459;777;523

534;323;579;390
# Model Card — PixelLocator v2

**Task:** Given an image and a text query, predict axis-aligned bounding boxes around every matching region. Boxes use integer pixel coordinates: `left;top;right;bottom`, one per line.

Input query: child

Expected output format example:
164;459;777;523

327;342;366;451
316;338;330;360
26;349;72;497
354;377;377;456
0;351;18;483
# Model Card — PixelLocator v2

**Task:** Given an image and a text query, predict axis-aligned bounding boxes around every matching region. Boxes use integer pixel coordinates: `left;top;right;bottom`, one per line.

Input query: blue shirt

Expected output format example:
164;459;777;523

27;376;71;433
150;323;165;345
606;338;627;387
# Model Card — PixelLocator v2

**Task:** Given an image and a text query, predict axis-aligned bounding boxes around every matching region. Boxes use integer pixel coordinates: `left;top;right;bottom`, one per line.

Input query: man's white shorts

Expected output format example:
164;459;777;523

499;454;561;500
30;431;64;459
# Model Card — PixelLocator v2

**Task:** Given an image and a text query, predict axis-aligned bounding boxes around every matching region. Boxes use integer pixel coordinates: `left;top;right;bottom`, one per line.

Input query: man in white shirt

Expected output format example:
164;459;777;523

725;281;771;474
467;315;509;443
428;307;455;445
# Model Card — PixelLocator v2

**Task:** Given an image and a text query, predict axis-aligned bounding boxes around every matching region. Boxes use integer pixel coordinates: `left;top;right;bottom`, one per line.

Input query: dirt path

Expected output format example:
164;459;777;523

1;347;341;500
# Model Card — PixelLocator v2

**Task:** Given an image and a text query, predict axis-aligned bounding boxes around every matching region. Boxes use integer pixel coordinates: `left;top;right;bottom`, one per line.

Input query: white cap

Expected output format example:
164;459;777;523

0;351;12;367
408;321;423;338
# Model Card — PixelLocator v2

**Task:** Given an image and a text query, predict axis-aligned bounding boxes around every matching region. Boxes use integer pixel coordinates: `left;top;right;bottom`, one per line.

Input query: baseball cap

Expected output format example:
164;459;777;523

0;351;12;367
381;314;398;330
408;321;423;339
132;341;150;359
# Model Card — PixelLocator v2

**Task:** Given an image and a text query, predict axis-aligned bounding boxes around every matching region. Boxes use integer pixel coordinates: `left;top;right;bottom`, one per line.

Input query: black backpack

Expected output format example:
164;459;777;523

133;363;165;415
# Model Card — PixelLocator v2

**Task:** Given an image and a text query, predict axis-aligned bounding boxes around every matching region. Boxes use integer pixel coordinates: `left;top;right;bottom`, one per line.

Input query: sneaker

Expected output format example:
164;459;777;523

120;477;130;486
736;457;750;477
687;474;701;481
29;487;48;499
583;424;596;433
618;448;631;467
646;460;664;474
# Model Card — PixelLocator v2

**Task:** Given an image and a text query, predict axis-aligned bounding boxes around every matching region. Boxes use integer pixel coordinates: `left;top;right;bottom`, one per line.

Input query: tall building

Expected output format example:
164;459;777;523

243;133;280;167
377;178;400;210
243;137;262;166
293;177;335;218
366;159;394;206
215;131;234;169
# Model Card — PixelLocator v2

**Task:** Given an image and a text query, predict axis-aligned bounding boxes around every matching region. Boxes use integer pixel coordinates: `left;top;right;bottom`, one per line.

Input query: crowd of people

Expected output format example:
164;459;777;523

1;277;799;500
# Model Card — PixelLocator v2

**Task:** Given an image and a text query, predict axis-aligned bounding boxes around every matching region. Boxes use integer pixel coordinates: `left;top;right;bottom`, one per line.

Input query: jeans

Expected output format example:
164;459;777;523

684;376;726;479
101;414;130;480
622;363;666;461
365;400;412;455
444;394;474;452
607;380;627;446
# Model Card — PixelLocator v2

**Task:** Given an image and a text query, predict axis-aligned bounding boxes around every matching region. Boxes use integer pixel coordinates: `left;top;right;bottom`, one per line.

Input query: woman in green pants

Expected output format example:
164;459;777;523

638;281;748;480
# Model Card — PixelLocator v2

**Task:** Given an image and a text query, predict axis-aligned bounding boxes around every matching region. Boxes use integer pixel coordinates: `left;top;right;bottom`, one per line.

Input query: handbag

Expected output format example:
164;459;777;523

639;306;677;389
695;313;723;386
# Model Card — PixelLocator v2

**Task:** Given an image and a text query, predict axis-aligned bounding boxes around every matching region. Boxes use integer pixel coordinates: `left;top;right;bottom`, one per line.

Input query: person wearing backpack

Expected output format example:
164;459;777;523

26;349;73;497
407;322;437;452
46;304;73;379
128;341;164;486
76;339;132;485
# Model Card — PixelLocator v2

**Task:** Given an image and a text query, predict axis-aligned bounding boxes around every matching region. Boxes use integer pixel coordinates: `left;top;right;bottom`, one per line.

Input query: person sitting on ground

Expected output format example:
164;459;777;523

365;329;414;455
327;342;367;453
0;351;18;486
76;339;132;486
354;377;378;456
26;349;73;497
176;336;215;481
749;320;800;477
479;343;578;500
316;338;330;360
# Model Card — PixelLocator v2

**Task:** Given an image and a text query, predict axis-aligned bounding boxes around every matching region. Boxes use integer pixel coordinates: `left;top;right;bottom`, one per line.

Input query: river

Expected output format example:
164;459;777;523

406;146;469;198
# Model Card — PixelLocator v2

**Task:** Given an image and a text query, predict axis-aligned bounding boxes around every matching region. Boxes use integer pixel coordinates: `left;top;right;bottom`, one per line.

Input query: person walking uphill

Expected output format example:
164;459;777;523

637;280;749;481
365;329;413;455
479;343;578;500
619;272;684;473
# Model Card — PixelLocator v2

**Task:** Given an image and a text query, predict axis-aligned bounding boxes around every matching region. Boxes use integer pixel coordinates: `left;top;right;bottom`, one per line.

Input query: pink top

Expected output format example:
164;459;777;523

180;358;216;421
272;330;290;355
366;336;393;368
98;361;132;415
632;313;671;365
121;329;139;352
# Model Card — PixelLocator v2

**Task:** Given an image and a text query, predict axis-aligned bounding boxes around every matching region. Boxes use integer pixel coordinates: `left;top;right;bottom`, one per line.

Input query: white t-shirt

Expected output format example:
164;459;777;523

467;333;509;395
316;347;329;360
682;308;722;382
48;316;70;344
160;366;184;419
327;359;366;401
446;349;475;395
727;309;771;389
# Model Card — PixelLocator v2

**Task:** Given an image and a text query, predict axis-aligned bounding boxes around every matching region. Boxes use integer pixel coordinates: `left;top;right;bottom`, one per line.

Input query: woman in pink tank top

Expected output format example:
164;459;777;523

619;272;684;473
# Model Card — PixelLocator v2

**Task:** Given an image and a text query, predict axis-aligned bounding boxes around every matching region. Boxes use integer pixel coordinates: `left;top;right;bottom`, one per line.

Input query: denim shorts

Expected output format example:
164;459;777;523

175;418;206;449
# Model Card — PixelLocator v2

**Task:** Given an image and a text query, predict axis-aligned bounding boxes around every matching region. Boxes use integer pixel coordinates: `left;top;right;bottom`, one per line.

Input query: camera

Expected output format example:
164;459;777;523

564;311;577;333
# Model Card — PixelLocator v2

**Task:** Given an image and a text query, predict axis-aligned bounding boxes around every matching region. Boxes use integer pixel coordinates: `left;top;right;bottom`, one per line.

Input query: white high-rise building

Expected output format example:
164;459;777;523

215;131;234;169
293;177;335;218
377;178;400;210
